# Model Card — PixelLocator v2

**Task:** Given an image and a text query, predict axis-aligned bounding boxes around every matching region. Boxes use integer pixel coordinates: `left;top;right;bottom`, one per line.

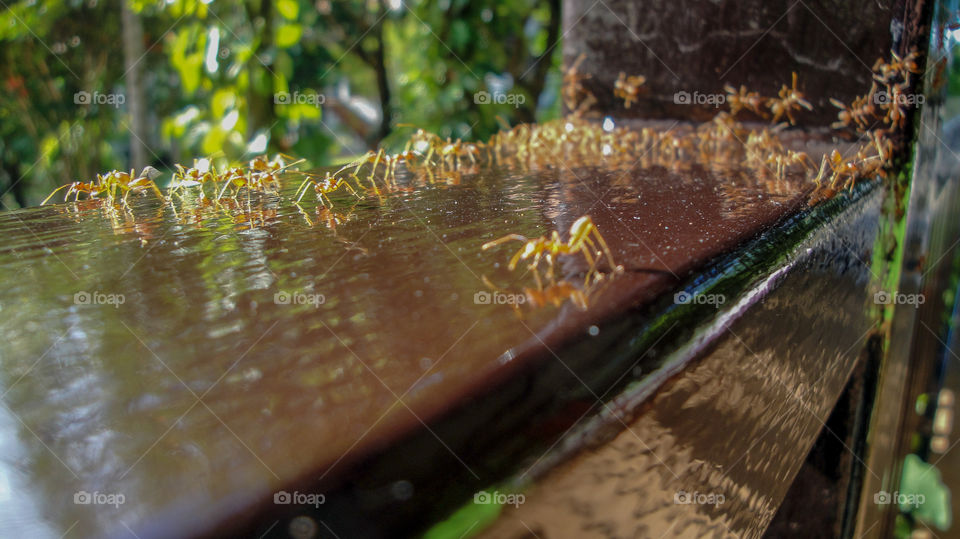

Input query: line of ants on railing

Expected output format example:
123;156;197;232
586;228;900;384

43;48;921;313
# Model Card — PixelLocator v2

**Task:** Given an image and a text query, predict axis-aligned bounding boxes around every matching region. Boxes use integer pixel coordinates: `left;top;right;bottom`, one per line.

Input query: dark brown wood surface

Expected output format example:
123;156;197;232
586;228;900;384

562;0;931;126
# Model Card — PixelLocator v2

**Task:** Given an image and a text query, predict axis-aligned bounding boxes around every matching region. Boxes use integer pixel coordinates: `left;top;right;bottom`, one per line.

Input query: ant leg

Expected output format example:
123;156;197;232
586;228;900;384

576;242;599;285
217;181;233;200
370;150;384;181
588;228;620;273
294;203;315;226
543;253;558;286
358;170;380;196
42;184;71;205
295;180;316;203
147;181;163;200
341;180;360;198
529;260;544;291
390;160;399;185
481;234;529;251
351;153;374;179
508;246;529;271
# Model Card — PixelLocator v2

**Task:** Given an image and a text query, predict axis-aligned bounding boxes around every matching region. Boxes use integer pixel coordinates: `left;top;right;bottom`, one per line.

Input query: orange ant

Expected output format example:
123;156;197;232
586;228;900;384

437;138;480;170
614;72;646;109
768;72;812;125
42;180;109;204
824;149;862;190
101;167;164;203
43;166;162;204
404;129;445;166
216;157;303;200
878;82;911;128
873;49;922;84
210;167;248;200
249;153;293;173
562;53;595;115
170;161;220;199
384;150;420;182
724;84;767;118
830;84;879;131
294;171;360;206
482;215;623;288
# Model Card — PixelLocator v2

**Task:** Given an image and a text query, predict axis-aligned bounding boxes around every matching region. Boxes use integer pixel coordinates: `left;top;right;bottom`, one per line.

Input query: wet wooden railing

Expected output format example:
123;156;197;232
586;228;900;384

1;1;958;538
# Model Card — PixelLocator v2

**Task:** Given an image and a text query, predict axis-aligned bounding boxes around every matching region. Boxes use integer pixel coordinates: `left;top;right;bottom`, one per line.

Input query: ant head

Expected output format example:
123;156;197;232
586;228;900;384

569;216;594;238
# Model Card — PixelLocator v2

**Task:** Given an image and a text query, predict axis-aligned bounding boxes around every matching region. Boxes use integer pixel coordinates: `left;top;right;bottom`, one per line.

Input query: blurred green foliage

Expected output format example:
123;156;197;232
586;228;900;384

0;0;561;208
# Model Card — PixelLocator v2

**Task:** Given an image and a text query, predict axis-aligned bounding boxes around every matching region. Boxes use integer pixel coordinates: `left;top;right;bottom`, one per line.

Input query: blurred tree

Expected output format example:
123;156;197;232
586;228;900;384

381;0;562;147
0;0;130;208
0;0;562;209
122;0;148;169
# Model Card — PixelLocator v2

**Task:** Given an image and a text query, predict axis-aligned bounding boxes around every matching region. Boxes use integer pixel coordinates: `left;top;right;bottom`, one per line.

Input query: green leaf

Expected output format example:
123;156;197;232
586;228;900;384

275;51;294;80
899;453;952;530
211;89;236;118
421;497;501;539
201;126;228;156
276;0;299;20
449;20;470;52
276;24;302;49
272;71;289;96
291;102;321;120
169;27;206;94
